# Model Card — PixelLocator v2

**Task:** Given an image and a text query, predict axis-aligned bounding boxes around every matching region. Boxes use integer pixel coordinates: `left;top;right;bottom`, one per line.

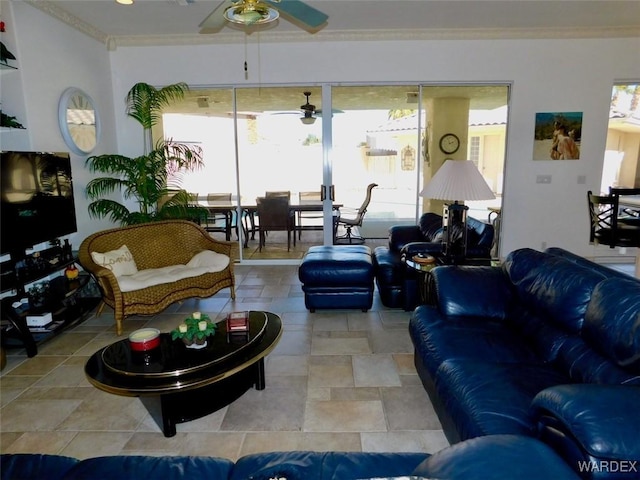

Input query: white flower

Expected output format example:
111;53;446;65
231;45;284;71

192;311;201;320
198;320;207;331
178;323;188;333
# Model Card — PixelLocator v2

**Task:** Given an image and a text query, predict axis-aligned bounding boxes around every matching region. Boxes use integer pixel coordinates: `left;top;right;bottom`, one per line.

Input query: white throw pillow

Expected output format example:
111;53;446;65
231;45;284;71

91;245;138;277
186;250;230;271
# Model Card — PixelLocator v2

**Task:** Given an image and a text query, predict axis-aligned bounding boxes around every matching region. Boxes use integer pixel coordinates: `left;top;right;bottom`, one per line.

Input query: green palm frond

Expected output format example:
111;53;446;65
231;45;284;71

126;211;157;225
158;203;206;222
126;82;189;130
85;154;135;175
86;177;132;200
85;82;202;226
155;139;204;172
87;199;132;224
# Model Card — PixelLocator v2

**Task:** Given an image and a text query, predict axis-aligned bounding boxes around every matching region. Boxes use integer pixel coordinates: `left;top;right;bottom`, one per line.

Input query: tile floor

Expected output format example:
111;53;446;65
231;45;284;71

0;264;449;460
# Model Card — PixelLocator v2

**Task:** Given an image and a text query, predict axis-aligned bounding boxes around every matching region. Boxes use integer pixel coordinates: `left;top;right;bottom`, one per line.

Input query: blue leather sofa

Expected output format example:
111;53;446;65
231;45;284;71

409;247;640;478
1;434;585;480
373;212;494;310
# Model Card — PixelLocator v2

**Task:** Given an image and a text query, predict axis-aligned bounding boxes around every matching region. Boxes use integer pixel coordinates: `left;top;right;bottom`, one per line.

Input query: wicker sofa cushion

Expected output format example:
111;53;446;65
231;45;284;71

90;244;138;276
116;250;230;293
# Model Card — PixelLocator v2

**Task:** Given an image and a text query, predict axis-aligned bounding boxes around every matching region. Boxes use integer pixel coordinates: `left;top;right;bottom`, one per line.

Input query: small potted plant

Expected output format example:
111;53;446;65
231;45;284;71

171;312;217;349
27;282;49;308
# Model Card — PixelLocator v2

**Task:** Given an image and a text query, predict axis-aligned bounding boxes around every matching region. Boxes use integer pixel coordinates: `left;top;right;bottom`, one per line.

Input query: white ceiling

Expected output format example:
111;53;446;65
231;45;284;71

22;1;635;114
27;0;640;47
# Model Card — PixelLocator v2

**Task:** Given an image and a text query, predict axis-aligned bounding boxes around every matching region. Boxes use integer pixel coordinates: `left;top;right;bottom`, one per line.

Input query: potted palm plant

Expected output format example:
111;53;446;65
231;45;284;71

85;82;206;225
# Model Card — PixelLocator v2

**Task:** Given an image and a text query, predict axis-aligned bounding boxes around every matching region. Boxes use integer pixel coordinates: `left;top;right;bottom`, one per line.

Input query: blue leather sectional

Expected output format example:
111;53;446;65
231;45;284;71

1;434;587;480
409;247;640;477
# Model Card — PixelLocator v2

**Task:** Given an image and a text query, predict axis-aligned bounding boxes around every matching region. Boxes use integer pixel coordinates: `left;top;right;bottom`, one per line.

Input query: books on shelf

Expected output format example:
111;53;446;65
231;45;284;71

29;320;64;333
26;312;52;327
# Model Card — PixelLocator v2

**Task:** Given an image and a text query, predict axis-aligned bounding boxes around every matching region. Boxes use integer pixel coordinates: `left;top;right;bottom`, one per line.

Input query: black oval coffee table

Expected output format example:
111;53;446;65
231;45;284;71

85;311;282;437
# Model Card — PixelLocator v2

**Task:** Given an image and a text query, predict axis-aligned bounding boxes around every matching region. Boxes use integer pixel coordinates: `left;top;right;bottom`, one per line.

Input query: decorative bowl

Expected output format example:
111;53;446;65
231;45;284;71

129;328;161;351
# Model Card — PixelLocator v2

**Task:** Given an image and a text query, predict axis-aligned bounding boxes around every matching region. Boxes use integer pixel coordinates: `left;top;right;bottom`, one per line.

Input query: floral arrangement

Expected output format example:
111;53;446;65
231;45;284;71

171;312;217;344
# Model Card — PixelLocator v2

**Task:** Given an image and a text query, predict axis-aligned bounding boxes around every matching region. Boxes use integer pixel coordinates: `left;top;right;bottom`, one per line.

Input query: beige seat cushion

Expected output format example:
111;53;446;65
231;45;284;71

115;250;230;293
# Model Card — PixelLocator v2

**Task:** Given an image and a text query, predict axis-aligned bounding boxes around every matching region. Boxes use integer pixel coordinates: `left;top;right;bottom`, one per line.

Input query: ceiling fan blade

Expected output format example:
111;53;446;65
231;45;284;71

266;0;328;29
199;0;234;31
315;108;344;117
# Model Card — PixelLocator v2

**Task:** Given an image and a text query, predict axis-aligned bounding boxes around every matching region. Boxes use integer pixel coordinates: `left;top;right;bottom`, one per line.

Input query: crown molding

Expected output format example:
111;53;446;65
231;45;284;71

24;1;640;50
25;0;109;44
110;25;640;49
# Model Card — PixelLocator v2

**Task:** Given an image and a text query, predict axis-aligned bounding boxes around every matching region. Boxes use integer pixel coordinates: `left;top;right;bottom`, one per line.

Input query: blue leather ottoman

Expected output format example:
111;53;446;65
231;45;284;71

298;245;374;312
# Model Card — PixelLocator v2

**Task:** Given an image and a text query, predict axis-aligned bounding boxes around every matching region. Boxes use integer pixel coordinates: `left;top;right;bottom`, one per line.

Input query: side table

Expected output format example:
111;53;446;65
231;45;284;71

404;254;438;305
404;255;494;308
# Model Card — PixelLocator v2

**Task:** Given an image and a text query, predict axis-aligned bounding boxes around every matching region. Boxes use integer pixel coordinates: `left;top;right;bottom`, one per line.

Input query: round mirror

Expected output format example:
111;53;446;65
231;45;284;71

58;87;100;155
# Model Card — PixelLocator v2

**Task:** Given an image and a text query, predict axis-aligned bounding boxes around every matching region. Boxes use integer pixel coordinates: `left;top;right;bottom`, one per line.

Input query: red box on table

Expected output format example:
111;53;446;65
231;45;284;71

226;311;249;332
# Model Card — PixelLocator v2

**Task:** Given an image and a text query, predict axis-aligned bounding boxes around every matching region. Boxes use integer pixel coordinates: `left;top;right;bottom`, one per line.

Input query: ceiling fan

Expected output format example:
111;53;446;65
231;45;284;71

271;91;343;125
299;91;317;124
199;0;329;33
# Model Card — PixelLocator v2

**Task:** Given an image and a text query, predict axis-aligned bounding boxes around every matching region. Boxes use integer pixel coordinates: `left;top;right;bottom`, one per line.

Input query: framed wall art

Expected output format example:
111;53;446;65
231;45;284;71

533;111;582;160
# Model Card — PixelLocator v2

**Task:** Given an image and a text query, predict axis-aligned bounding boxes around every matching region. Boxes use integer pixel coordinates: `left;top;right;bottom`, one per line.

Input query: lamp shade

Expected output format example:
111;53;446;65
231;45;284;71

420;160;495;201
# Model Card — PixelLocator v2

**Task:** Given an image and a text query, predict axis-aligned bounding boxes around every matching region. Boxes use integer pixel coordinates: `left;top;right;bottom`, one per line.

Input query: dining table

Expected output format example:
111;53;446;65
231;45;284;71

609;187;640;217
196;200;342;247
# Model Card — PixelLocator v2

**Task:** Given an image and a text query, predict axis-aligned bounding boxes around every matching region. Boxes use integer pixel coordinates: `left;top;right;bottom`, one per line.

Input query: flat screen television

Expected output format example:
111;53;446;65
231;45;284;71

1;151;78;256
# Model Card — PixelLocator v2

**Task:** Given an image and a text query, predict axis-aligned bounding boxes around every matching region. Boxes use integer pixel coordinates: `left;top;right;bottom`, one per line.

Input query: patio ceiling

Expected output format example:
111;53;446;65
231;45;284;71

164;84;510;117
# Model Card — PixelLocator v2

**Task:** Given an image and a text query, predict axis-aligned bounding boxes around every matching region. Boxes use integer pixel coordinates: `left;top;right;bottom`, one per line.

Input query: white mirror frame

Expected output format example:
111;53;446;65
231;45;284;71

58;87;100;155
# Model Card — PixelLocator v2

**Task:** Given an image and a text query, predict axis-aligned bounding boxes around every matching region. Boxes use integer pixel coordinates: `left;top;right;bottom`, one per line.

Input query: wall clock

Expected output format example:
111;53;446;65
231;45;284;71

58;87;100;155
439;133;460;155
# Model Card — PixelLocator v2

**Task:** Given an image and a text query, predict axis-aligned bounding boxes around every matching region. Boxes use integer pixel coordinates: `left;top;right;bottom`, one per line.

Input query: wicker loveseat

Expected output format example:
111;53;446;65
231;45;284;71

78;220;236;335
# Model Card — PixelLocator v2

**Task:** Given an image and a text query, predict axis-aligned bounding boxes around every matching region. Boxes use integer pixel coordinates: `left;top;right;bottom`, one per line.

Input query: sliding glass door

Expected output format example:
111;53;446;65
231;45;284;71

161;83;509;262
331;85;424;238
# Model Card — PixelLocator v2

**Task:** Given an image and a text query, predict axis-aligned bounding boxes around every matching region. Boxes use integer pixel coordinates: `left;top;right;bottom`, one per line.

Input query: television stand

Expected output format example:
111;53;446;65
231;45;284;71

1;273;100;358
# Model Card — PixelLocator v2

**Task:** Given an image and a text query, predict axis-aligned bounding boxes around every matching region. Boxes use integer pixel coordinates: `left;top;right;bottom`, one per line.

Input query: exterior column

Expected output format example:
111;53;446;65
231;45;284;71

422;97;471;214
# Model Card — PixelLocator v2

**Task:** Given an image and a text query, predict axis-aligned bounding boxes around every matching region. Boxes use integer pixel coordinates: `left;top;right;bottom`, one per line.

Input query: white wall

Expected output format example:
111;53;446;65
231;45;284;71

6;1;640;260
1;1;117;254
110;36;640;259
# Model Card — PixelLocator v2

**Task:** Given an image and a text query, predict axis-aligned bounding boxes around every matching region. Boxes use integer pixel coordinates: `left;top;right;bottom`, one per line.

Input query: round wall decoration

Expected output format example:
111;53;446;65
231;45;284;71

438;133;460;155
58;87;100;155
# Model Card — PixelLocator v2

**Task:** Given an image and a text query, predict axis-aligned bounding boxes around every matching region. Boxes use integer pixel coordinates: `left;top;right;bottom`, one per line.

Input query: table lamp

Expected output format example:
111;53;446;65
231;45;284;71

419;160;495;261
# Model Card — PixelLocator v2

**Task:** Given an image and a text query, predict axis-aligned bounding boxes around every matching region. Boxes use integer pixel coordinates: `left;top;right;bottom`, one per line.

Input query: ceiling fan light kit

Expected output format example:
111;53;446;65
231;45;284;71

223;1;280;25
300;115;316;125
199;0;328;32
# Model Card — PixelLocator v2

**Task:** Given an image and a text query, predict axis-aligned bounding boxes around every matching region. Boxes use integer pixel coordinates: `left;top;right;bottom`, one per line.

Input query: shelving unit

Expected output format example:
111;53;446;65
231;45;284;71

1;247;100;357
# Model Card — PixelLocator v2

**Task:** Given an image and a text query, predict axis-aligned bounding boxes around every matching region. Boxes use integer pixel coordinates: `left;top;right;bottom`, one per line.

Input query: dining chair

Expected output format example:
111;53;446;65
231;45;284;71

258;191;292;241
256;196;295;251
335;183;378;244
297;191;322;239
265;191;291;199
204;193;235;240
587;190;640;248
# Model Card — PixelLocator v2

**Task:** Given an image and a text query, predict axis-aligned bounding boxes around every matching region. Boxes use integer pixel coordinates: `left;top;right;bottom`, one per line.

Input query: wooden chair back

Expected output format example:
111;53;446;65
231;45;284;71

587;190;640;248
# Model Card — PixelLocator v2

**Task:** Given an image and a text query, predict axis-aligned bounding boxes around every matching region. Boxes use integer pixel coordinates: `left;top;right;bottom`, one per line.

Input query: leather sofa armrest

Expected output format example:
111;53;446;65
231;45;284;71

432;266;512;320
532;384;640;479
388;225;425;251
401;241;444;258
412;435;581;480
1;454;79;480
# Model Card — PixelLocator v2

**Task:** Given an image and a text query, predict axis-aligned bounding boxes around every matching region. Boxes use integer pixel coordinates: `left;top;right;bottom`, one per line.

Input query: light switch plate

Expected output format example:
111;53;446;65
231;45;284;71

536;175;552;184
